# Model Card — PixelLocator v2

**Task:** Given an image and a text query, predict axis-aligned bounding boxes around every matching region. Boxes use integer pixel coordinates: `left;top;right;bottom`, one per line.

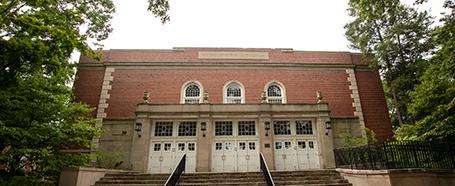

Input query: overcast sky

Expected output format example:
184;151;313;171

98;0;445;52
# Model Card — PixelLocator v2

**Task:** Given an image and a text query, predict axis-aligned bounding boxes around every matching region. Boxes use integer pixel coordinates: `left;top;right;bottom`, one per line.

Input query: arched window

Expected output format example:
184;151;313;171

265;82;286;104
181;81;203;104
224;81;245;104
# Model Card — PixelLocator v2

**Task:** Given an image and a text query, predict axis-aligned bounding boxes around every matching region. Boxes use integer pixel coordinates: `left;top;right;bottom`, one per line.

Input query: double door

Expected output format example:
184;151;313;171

274;139;320;170
212;140;259;172
149;141;197;173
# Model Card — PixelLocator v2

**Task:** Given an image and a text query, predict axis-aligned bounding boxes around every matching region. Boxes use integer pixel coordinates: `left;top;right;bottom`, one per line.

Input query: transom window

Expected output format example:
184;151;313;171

266;82;286;104
296;120;313;135
155;121;173;136
178;121;197;136
224;81;244;104
182;82;202;104
238;121;256;136
273;121;291;135
215;121;233;136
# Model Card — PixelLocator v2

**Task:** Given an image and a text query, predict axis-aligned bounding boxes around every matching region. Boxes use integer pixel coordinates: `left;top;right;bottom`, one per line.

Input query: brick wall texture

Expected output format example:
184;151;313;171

74;48;393;141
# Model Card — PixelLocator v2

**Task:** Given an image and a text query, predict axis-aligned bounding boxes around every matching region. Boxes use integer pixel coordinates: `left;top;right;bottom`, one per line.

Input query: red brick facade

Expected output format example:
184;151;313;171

74;48;393;141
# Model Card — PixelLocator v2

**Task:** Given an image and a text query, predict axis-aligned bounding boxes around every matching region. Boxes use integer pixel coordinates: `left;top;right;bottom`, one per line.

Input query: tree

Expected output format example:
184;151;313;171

345;0;434;128
397;0;455;141
0;0;169;182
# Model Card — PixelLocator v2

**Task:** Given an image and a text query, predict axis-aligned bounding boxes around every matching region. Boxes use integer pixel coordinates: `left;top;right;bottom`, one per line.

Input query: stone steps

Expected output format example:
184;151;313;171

93;170;352;186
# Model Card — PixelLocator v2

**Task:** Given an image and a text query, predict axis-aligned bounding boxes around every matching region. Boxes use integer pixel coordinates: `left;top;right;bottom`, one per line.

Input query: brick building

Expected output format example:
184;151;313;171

74;47;392;173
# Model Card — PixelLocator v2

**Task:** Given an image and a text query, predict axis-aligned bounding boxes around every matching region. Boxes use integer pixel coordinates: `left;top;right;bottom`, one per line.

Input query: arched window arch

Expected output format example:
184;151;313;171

181;81;203;104
223;81;245;104
265;81;286;104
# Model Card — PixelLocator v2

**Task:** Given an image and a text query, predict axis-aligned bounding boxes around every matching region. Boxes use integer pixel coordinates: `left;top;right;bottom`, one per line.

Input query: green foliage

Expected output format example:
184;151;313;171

399;1;455;141
95;149;125;169
0;0;170;182
0;0;113;182
339;127;378;147
0;176;54;186
345;0;434;127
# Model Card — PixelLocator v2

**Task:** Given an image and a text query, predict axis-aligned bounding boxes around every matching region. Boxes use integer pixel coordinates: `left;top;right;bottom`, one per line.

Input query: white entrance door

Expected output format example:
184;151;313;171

237;141;259;172
212;141;236;172
149;142;174;173
149;141;197;173
275;139;319;170
174;142;197;173
274;140;298;171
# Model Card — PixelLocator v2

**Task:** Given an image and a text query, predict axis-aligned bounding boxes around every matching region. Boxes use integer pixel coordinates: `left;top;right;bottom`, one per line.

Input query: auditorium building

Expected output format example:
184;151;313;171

74;47;392;174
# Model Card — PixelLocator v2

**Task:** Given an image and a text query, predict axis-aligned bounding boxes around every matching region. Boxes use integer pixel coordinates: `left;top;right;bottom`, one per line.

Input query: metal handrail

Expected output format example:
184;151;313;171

259;153;275;186
164;154;186;186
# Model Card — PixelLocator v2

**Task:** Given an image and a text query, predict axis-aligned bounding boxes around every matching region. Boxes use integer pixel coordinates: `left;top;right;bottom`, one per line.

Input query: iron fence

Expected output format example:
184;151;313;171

334;141;455;170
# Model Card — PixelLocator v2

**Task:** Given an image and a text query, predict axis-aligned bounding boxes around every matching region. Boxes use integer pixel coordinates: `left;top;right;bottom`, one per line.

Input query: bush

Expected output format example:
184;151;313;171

0;177;55;186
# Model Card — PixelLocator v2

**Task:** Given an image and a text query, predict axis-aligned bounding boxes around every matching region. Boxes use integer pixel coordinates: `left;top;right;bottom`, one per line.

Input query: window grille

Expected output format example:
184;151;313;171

215;121;233;136
154;144;161;151
225;83;243;104
267;84;283;104
275;142;282;149
239;142;246;150
273;121;291;135
298;141;306;149
178;143;185;151
178;121;197;136
184;84;201;104
188;143;195;151
155;122;173;136
215;143;222;150
164;143;172;151
296;120;313;135
238;121;256;136
249;142;256;150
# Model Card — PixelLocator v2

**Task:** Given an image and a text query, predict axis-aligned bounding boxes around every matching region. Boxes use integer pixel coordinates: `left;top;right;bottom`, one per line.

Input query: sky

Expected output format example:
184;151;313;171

97;0;445;52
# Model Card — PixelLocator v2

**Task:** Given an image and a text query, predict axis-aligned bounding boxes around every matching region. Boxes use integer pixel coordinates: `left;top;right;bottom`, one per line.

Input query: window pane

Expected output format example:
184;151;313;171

154;144;161;151
188;143;195;151
267;85;282;97
185;84;200;97
239;142;246;150
296;120;313;135
275;142;282;149
238;121;256;136
215;121;233;136
298;141;306;149
178;121;197;136
249;142;256;150
309;141;314;149
226;84;241;97
273;121;291;135
155;122;173;136
178;143;185;151
164;143;171;151
216;143;222;150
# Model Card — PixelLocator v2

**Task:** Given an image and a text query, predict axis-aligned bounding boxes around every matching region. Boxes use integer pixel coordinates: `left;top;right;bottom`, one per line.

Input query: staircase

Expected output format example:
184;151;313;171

93;170;352;186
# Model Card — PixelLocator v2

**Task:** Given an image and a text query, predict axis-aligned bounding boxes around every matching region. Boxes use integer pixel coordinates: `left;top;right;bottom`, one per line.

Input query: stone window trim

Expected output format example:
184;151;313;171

264;81;287;104
223;80;245;104
181;80;204;104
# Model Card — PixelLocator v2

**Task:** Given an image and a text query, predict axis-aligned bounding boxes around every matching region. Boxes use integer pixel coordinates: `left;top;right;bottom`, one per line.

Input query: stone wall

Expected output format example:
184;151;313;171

98;119;134;169
337;168;455;186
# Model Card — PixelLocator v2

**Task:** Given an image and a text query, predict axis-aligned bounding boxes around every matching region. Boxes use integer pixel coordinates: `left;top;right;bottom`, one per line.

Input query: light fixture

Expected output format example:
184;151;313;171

135;123;143;138
325;121;331;130
265;122;271;136
201;122;207;137
135;123;143;132
325;121;331;136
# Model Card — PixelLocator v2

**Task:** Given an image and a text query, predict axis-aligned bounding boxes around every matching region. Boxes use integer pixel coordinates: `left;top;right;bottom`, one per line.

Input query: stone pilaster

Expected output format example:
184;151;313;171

346;69;366;137
91;67;115;154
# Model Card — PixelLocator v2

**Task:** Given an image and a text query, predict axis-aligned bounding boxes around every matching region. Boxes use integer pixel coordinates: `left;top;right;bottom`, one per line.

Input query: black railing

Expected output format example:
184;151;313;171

164;154;186;186
334;141;455;170
259;153;275;186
